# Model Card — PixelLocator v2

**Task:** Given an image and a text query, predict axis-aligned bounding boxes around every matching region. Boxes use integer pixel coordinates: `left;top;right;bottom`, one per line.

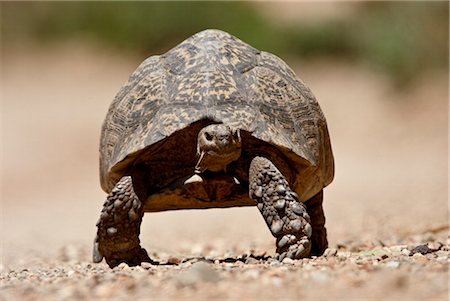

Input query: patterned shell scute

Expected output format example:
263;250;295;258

246;51;325;163
162;30;259;75
100;55;164;189
246;51;334;187
100;29;333;193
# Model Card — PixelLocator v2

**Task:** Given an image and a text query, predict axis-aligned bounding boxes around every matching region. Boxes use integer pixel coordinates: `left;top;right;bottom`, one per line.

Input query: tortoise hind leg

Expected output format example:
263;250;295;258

93;176;150;268
305;190;328;256
249;156;312;261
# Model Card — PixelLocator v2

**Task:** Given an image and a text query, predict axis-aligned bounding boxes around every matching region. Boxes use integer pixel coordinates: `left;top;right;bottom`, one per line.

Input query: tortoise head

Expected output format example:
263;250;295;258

195;124;241;173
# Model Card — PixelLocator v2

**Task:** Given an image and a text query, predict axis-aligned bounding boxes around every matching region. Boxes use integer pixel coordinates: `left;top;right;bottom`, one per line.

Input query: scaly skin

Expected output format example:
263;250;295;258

249;156;312;261
93;176;151;268
306;190;328;256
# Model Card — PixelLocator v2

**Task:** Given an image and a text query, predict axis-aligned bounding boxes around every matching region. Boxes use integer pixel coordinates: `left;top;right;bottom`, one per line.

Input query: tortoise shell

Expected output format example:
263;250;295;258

99;29;334;207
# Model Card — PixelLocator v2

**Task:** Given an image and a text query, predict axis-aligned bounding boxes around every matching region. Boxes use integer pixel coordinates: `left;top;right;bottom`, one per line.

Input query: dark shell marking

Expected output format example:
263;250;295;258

100;29;334;202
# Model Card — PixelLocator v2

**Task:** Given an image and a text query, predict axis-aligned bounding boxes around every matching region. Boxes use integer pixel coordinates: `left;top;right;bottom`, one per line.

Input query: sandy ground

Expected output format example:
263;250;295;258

1;42;448;300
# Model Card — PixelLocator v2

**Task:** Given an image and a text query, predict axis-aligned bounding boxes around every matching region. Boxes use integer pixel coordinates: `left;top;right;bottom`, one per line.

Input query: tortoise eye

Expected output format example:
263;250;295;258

205;132;213;141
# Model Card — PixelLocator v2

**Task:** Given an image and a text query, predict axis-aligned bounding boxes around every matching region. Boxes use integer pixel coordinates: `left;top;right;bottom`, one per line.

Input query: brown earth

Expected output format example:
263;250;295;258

1;42;448;300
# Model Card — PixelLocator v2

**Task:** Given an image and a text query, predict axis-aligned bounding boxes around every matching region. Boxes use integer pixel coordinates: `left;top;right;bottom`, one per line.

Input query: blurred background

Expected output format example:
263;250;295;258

1;2;448;267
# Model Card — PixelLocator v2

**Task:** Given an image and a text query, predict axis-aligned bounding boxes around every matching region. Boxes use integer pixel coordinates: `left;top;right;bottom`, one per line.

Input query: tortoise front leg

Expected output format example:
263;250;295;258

93;176;150;268
249;156;312;261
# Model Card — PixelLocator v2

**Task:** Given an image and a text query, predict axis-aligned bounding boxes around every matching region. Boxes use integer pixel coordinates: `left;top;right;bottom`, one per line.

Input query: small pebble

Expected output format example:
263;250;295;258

385;261;400;269
133;266;145;272
436;256;448;263
282;258;294;265
389;245;408;253
427;241;443;251
117;262;130;270
411;244;430;255
180;261;193;268
140;262;153;269
269;258;281;266
323;248;337;257
412;253;428;264
435;250;449;258
167;257;182;265
245;257;260;265
401;249;411;256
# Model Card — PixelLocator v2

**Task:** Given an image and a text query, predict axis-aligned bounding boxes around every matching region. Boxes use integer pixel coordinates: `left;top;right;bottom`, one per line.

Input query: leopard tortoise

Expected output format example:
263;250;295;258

93;29;334;268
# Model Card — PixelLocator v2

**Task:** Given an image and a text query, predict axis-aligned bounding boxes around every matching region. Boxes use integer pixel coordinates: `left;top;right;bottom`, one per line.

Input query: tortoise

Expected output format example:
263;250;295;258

93;29;334;268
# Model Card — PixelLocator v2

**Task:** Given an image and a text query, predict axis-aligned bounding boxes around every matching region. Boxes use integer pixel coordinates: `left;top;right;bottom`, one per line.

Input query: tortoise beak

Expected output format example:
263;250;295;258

195;151;206;174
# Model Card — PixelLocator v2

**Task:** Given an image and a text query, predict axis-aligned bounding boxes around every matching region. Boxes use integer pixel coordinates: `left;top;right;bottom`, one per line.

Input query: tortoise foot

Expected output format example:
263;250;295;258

249;156;312;260
94;176;150;268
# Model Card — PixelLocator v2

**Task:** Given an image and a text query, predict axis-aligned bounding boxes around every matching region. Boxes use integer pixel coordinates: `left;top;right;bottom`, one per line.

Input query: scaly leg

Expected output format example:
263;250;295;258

249;156;312;261
305;190;328;256
93;176;150;268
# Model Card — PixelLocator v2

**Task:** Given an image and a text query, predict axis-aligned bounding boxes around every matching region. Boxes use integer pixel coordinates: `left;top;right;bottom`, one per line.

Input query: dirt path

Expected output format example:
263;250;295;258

1;43;448;300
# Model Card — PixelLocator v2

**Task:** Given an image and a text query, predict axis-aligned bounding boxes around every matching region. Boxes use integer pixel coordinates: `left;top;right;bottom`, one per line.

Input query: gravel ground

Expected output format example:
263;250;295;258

1;238;448;300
